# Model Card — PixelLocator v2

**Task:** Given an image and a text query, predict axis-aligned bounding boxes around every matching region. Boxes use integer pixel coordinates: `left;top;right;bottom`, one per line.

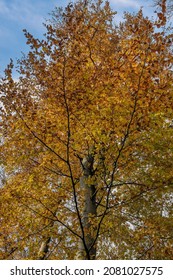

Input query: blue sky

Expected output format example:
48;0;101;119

0;0;155;77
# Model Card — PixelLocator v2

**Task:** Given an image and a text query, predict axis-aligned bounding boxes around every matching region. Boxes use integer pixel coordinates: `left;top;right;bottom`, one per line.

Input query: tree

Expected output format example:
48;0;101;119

0;0;173;260
154;0;173;23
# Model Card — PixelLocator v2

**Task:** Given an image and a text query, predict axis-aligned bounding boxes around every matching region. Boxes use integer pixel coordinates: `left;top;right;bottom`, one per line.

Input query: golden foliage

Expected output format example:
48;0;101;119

0;0;172;259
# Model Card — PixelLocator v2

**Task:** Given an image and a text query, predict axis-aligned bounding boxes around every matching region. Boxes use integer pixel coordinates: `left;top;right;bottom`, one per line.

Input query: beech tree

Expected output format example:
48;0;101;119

0;0;173;260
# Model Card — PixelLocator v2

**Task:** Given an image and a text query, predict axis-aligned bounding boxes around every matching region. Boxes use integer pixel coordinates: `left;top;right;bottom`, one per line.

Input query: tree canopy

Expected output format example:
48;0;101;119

0;0;173;260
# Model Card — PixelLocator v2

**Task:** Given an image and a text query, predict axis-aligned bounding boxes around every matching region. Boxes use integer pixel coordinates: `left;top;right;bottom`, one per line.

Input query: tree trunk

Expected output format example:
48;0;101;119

38;237;51;260
37;211;56;260
77;149;97;260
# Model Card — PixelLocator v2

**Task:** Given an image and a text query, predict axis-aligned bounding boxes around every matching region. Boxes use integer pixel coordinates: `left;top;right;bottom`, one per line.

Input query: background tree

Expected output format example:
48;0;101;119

0;0;173;260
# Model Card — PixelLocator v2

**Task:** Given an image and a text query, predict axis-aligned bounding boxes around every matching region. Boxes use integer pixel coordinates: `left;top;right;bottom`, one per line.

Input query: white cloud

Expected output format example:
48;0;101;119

109;0;155;21
109;0;141;9
0;0;45;31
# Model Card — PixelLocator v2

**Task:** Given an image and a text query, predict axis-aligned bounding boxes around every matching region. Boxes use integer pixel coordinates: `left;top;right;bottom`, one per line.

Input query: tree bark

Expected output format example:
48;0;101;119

37;211;56;260
38;237;51;260
77;149;97;260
